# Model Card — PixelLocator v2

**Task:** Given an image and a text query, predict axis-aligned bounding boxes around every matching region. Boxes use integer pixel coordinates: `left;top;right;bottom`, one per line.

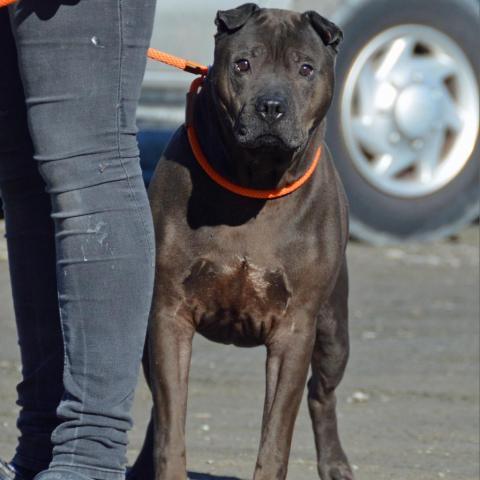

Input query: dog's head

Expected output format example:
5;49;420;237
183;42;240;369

210;3;342;153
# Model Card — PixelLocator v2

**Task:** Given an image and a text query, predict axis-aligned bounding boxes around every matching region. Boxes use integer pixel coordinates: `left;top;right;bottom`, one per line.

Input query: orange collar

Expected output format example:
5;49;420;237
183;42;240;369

186;76;322;200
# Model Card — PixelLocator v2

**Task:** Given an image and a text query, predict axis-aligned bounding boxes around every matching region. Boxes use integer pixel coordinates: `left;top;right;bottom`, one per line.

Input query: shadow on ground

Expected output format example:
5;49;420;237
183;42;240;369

188;473;242;480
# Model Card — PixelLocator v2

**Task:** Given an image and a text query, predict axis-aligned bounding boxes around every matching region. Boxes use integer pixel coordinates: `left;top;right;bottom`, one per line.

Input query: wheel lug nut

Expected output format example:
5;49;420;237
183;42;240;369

412;139;424;150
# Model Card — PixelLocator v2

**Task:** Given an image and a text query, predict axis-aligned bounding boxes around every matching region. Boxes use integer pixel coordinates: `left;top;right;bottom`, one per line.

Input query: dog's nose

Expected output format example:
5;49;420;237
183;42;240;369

256;96;286;123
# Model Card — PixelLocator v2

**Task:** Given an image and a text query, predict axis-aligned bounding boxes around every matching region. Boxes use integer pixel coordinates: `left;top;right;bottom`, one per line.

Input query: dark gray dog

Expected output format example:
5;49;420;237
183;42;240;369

134;4;353;480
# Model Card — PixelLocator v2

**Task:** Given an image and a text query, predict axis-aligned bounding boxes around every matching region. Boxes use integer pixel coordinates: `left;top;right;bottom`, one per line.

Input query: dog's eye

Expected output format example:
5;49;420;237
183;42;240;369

234;59;251;73
299;63;314;77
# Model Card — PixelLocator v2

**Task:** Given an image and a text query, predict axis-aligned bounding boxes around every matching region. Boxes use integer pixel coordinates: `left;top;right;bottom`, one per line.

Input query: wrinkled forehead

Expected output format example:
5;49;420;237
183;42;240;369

216;9;323;59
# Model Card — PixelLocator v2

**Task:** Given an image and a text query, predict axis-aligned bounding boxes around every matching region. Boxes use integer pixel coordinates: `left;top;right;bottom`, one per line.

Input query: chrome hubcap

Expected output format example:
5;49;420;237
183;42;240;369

394;84;443;139
341;25;479;198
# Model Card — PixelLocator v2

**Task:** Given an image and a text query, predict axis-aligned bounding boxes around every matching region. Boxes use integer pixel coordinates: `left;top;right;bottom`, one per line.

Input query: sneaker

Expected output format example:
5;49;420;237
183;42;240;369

0;460;20;480
33;470;94;480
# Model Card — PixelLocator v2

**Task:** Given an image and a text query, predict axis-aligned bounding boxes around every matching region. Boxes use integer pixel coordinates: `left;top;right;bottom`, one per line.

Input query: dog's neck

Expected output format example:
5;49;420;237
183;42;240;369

192;78;325;191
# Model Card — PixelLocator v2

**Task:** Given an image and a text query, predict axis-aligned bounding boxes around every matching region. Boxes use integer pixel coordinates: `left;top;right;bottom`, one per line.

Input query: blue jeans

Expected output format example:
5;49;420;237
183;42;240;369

0;1;156;478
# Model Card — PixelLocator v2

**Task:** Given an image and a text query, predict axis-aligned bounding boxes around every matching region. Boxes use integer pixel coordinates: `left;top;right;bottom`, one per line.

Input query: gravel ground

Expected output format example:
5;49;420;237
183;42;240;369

0;219;478;480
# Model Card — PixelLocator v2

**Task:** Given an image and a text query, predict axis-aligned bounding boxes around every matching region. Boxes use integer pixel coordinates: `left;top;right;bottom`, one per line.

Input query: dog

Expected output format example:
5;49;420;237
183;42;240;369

133;4;353;480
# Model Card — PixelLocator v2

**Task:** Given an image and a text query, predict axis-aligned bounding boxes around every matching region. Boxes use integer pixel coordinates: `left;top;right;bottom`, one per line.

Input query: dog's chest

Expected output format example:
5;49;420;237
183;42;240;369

182;257;291;346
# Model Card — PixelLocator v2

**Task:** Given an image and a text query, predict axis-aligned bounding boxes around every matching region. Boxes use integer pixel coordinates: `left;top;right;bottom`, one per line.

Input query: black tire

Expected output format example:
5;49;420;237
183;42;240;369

326;0;479;244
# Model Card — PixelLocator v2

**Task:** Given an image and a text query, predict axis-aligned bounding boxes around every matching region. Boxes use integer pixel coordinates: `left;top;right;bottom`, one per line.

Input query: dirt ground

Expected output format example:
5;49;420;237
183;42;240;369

0;220;478;480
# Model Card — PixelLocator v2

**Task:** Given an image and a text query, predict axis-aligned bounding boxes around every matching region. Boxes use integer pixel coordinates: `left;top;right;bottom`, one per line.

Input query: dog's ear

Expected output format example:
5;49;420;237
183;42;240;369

215;3;260;35
303;11;343;52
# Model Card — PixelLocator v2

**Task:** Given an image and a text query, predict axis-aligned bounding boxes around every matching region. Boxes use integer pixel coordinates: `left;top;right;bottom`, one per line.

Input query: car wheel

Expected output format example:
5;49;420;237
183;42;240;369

326;0;479;244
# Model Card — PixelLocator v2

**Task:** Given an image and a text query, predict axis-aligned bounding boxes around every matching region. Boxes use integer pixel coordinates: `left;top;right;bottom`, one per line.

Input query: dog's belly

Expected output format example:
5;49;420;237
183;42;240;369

182;257;291;346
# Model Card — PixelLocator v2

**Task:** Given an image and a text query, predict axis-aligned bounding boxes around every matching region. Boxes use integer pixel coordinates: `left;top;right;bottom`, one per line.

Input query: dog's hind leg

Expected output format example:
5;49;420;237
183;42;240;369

308;261;354;480
127;341;155;479
149;305;195;480
127;411;154;479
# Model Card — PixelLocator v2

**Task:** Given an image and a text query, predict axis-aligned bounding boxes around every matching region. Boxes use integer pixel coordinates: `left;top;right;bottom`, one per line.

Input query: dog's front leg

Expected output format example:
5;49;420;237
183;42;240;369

253;322;315;480
149;305;194;480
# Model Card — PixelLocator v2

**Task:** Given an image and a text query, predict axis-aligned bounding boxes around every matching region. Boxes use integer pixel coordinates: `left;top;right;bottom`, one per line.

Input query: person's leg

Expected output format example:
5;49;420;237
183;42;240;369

0;9;63;478
9;0;156;478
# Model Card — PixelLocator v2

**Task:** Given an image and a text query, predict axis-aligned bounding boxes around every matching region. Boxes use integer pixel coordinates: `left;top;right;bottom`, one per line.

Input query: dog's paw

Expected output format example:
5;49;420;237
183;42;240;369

319;462;354;480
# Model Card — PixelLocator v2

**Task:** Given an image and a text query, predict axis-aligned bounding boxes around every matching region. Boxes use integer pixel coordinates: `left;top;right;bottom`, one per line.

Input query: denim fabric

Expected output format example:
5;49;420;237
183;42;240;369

0;1;156;479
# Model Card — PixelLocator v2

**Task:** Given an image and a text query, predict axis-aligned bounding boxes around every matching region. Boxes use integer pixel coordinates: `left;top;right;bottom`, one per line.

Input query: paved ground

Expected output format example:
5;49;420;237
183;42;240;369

0;219;478;480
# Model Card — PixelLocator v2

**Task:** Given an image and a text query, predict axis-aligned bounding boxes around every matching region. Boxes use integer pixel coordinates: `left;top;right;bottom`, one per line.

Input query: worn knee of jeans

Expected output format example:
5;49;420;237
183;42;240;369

34;88;156;474
45;153;154;475
35;129;155;476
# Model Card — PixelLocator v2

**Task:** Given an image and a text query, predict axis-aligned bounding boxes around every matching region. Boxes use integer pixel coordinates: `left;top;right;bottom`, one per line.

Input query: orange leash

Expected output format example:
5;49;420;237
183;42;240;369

186;76;321;200
147;48;208;75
